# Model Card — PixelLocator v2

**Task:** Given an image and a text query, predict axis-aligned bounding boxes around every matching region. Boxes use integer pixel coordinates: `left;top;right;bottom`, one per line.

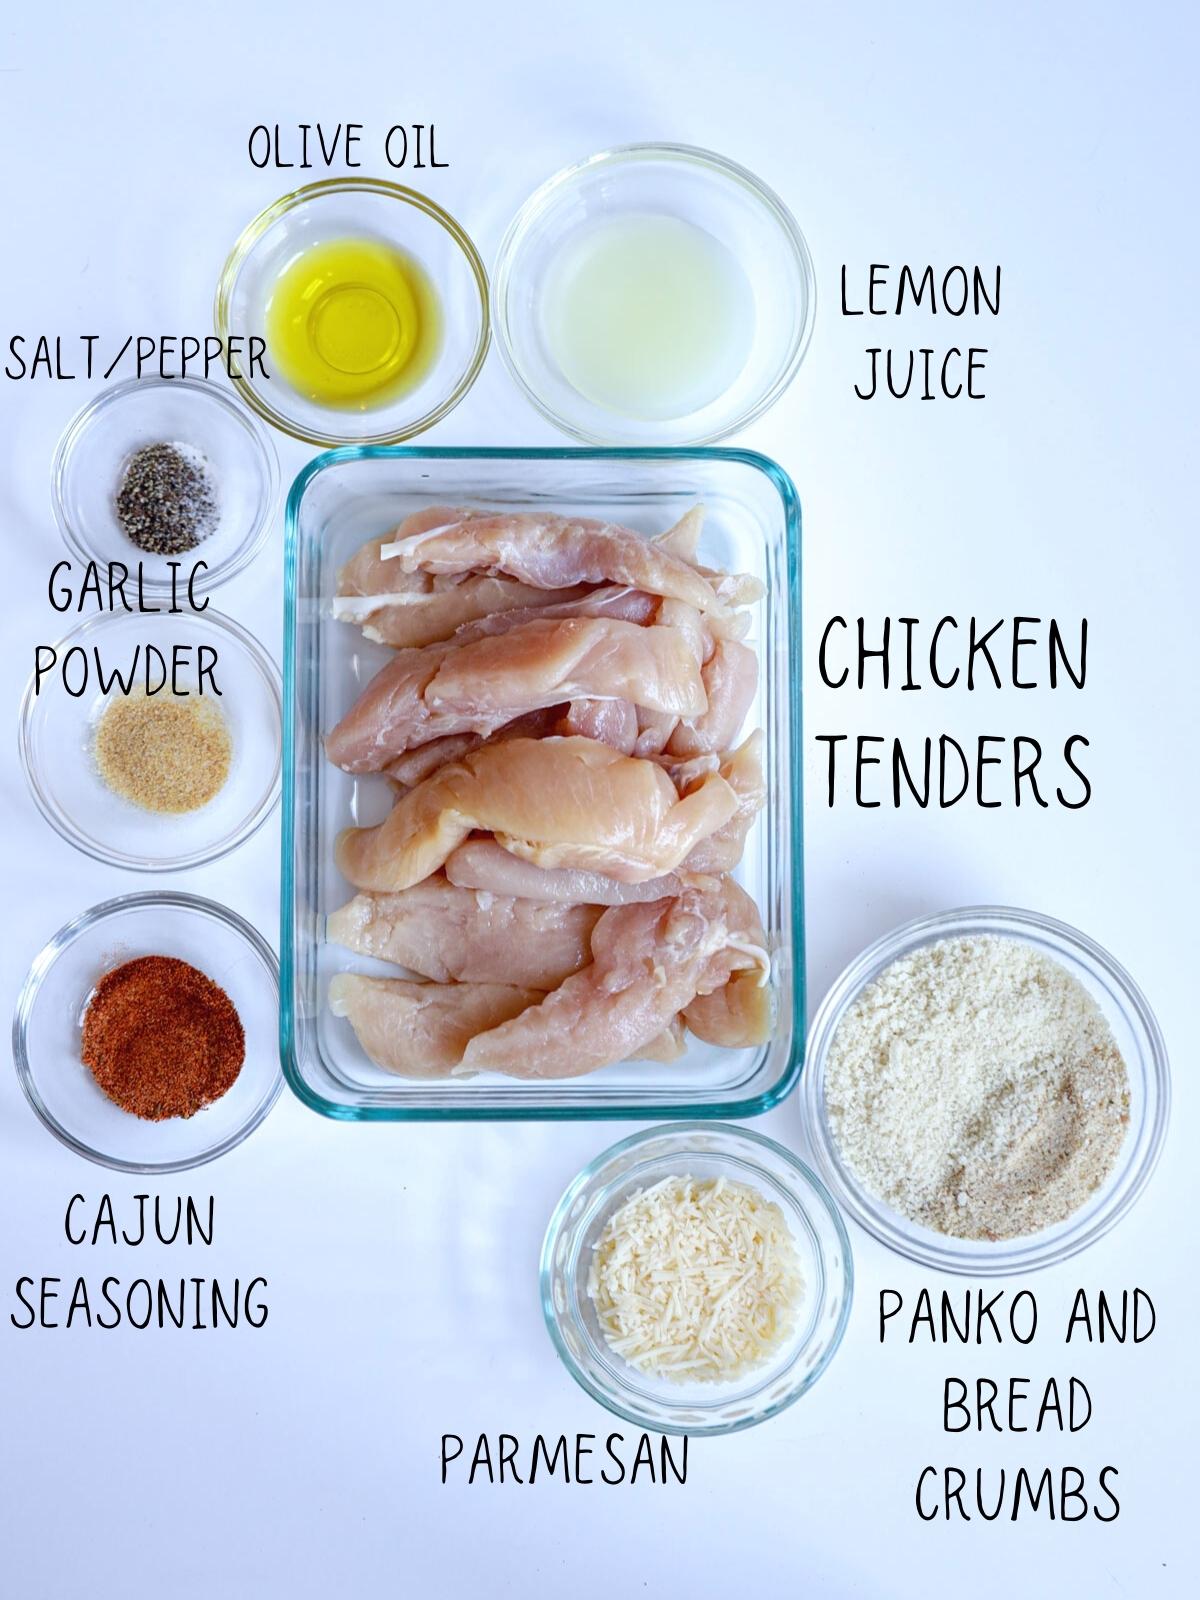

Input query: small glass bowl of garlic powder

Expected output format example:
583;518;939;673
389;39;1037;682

541;1123;852;1437
19;608;281;872
804;906;1170;1276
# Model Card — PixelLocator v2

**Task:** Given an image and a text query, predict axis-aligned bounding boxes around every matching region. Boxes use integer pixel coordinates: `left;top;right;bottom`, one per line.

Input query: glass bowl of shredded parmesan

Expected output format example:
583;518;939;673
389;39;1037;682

804;906;1171;1276
541;1123;852;1436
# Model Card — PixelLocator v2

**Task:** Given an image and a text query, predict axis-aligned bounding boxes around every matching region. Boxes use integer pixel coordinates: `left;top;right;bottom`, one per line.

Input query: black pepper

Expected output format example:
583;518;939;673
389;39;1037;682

115;441;218;555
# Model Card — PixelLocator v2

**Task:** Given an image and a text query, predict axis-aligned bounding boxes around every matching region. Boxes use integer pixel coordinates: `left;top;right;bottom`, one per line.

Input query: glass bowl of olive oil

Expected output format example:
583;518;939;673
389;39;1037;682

493;144;816;446
216;178;490;446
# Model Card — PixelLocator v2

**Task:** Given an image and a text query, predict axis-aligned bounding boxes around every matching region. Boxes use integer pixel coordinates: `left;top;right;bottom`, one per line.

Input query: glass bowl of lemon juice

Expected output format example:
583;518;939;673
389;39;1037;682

493;144;816;445
216;178;490;446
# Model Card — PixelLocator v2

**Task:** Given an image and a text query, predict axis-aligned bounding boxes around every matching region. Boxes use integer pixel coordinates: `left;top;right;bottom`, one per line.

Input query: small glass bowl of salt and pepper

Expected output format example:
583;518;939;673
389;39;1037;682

51;375;278;596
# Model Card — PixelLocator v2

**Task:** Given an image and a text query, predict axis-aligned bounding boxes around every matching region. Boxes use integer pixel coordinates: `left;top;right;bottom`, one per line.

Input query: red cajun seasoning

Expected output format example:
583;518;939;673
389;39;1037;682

81;956;245;1120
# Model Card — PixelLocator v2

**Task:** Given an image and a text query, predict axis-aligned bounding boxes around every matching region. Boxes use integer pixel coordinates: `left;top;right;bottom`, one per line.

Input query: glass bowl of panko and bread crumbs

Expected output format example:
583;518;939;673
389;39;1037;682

13;893;282;1172
18;607;281;871
803;906;1170;1276
541;1124;852;1436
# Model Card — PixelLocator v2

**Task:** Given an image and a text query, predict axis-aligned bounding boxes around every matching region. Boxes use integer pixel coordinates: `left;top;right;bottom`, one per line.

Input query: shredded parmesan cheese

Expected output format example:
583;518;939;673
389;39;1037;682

587;1174;804;1383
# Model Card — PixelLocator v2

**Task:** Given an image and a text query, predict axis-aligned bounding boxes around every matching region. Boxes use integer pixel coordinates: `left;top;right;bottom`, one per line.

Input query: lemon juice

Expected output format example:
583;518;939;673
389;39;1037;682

541;213;755;421
265;237;442;410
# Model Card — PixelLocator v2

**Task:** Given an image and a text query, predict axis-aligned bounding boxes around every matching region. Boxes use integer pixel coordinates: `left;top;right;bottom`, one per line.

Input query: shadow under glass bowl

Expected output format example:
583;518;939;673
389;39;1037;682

19;606;281;872
13;892;282;1173
492;143;816;445
51;376;278;597
802;905;1171;1276
215;177;490;447
541;1123;852;1437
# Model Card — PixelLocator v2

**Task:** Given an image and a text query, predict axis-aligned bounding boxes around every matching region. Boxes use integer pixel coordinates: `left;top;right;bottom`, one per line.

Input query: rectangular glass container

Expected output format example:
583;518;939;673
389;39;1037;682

281;447;802;1119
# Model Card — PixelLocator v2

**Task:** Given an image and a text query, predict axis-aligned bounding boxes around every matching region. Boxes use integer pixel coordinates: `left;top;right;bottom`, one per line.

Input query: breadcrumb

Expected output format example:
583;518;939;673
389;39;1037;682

824;935;1130;1240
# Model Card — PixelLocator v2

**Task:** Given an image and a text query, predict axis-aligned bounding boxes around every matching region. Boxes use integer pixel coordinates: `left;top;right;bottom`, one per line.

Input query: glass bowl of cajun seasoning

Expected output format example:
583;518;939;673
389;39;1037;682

51;377;278;598
12;893;282;1172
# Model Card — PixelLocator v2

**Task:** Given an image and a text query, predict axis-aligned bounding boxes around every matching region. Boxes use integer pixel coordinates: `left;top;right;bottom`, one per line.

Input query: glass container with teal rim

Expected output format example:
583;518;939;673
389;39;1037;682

281;446;802;1119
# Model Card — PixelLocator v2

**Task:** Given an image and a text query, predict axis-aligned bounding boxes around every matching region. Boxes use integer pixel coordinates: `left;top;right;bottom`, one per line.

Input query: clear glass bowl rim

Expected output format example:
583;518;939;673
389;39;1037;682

539;1120;854;1436
491;141;818;445
279;443;805;1121
12;889;284;1174
50;374;280;598
802;903;1172;1275
18;604;283;873
213;175;491;447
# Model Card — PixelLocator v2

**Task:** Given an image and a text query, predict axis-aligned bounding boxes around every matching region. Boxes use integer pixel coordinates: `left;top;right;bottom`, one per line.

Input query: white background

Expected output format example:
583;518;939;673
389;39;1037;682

1;2;1196;1594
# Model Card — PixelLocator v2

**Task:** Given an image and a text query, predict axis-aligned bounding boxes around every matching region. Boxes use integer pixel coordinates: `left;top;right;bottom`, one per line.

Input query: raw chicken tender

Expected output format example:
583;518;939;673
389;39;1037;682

653;505;765;607
632;706;682;757
335;736;739;892
684;971;773;1047
450;584;661;643
556;698;640;753
329;972;689;1078
335;507;579;648
328;973;537;1077
683;732;767;873
631;631;758;760
336;506;472;602
326;636;462;773
445;840;685;904
382;711;560;789
636;1017;687;1062
326;617;705;774
667;639;759;757
384;731;495;791
427;617;705;718
381;700;639;789
459;878;770;1078
681;879;773;1047
653;505;704;562
437;733;766;898
381;511;733;618
327;878;601;989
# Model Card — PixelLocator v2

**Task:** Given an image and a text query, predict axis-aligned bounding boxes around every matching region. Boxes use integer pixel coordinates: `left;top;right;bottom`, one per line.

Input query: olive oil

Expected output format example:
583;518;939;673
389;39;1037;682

265;237;443;410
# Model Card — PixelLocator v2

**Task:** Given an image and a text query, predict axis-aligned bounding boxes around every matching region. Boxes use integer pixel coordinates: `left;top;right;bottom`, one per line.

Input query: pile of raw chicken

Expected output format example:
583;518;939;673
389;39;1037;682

324;503;772;1081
